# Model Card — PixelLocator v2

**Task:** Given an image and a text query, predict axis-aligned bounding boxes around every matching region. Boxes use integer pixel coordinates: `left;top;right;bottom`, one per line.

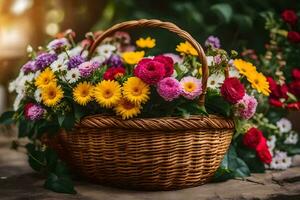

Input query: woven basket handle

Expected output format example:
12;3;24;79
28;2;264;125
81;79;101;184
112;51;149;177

88;19;208;107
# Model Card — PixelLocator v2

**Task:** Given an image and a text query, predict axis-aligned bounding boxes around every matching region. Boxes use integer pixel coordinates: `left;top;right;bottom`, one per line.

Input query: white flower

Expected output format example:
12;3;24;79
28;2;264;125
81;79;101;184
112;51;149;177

284;132;298;145
229;67;240;78
68;46;83;57
65;68;80;84
276;118;292;134
97;44;116;59
91;55;106;64
13;92;25;111
50;57;68;72
34;88;42;103
206;56;214;66
267;151;292;170
267;135;277;152
207;73;225;89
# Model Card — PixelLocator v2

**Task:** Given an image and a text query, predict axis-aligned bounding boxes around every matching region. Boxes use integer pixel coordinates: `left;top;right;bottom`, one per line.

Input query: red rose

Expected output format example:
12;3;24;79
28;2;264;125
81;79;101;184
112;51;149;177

286;102;300;110
269;98;284;107
256;138;272;164
221;77;245;104
292;68;300;80
154;55;174;77
287;31;300;43
267;77;277;92
243;127;263;150
281;10;298;25
103;67;125;80
289;80;300;97
267;77;288;99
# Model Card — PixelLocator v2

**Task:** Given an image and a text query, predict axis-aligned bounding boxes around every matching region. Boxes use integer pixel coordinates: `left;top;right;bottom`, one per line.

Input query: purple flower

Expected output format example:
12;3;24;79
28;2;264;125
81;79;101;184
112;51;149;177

24;103;44;121
47;38;70;51
67;55;85;69
22;61;37;74
104;54;123;67
234;94;257;119
157;77;182;101
213;55;222;65
35;53;57;70
78;61;100;77
205;36;221;48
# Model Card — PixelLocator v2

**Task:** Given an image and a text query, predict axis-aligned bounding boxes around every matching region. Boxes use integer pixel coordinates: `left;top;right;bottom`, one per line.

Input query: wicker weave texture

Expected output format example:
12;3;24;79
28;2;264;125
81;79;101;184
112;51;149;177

49;115;234;190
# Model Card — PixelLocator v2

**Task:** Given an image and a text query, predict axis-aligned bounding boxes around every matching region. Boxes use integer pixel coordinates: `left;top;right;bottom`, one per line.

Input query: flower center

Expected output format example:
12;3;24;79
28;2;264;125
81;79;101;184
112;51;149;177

81;89;89;97
132;87;142;96
184;82;196;92
48;90;56;99
122;100;135;109
103;89;113;98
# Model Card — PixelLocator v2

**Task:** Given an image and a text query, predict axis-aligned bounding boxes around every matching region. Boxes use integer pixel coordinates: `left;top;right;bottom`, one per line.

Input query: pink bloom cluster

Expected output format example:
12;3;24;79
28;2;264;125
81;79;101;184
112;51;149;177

157;77;182;101
180;76;202;100
24;103;44;121
234;94;257;119
78;61;100;77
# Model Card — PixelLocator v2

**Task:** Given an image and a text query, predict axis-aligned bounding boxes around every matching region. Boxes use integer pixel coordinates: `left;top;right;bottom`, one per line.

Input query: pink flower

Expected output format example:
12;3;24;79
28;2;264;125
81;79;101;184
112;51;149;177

163;53;183;64
154;55;174;77
78;61;100;77
157;77;182;101
234;94;258;119
180;76;202;100
134;58;165;85
24;103;44;121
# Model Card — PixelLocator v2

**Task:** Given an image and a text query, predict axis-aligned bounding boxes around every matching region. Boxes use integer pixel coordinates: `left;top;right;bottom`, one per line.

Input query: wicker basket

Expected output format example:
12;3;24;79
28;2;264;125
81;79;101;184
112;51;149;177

48;19;235;190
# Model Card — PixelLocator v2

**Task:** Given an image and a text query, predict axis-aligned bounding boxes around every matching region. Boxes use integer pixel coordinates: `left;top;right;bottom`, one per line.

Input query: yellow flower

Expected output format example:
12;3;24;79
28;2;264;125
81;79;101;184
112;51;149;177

136;37;156;48
114;98;141;119
121;51;145;65
35;68;57;88
73;82;94;106
123;77;150;104
94;80;122;108
233;59;257;77
176;41;198;56
247;71;271;96
41;83;64;107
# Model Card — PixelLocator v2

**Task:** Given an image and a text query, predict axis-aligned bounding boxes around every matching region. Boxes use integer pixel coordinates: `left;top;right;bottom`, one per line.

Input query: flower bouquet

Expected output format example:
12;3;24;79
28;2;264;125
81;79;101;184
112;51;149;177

0;19;269;193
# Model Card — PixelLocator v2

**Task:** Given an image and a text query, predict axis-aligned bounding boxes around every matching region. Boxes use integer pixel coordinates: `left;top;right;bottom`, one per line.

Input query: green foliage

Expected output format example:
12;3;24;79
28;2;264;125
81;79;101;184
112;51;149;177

0;111;15;125
210;3;233;23
213;145;250;182
205;90;231;117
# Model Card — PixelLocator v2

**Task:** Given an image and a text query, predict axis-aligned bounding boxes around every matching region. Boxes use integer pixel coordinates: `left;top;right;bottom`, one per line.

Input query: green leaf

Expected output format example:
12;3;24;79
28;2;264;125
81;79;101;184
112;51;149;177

0;111;15;125
18;120;34;138
45;148;58;172
25;143;46;172
205;91;231;117
210;3;233;23
44;173;76;194
233;14;253;31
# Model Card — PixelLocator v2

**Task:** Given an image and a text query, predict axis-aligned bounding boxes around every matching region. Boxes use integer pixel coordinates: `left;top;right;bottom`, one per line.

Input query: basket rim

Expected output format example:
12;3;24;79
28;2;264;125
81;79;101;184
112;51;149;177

77;114;235;131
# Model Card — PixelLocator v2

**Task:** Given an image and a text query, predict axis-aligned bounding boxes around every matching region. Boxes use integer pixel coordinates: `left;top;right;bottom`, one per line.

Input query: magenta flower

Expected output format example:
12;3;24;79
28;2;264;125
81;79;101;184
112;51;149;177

24;103;44;121
134;58;165;85
205;35;221;48
180;76;202;100
157;77;182;101
234;94;258;119
78;61;100;77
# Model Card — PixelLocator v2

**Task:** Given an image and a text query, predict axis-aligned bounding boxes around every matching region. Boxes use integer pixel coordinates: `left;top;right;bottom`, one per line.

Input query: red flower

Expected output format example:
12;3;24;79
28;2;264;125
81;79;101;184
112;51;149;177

281;10;298;25
269;98;284;107
103;67;125;80
134;58;165;85
256;138;272;164
154;55;174;77
221;77;245;104
267;77;277;92
292;68;300;80
243;127;264;149
267;76;288;99
286;102;300;110
289;80;300;97
287;31;300;43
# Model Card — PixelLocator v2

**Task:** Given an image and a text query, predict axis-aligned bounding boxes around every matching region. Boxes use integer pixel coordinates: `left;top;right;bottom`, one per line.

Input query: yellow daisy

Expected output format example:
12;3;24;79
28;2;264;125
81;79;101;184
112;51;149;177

94;80;122;108
41;83;64;107
114;98;142;119
121;51;145;65
176;41;198;56
136;37;156;48
123;77;150;104
233;59;257;77
35;68;57;88
247;71;271;96
73;82;94;106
